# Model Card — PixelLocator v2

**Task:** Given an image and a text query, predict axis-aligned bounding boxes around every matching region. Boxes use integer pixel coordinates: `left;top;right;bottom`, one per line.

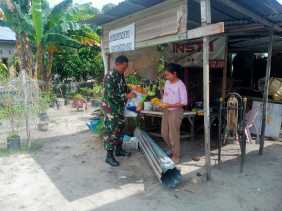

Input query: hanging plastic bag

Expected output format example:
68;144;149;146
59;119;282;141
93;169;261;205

124;91;145;117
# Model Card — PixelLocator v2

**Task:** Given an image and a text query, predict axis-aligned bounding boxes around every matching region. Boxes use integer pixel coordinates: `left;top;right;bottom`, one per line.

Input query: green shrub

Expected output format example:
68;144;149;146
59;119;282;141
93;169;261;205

0;94;25;136
0;63;8;81
126;73;141;85
79;87;90;96
92;84;103;98
38;91;55;113
72;94;86;101
78;84;103;98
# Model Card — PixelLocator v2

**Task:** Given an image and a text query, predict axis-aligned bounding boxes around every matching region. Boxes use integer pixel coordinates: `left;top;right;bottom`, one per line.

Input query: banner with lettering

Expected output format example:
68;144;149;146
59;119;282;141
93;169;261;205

164;36;226;68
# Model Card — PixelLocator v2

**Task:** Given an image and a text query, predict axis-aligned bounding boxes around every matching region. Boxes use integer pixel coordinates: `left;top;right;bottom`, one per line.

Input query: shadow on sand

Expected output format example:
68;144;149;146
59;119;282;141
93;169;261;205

30;130;282;211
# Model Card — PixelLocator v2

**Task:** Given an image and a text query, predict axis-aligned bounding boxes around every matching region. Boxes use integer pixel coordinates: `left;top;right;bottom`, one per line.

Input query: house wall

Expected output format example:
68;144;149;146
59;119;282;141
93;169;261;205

102;0;187;52
110;46;161;80
0;42;15;60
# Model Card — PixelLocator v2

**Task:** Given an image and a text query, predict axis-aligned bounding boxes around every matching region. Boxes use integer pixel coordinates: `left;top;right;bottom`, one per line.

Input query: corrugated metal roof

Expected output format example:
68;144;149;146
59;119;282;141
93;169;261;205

0;26;16;41
90;0;165;25
91;0;282;27
215;0;282;23
90;0;282;52
235;0;282;19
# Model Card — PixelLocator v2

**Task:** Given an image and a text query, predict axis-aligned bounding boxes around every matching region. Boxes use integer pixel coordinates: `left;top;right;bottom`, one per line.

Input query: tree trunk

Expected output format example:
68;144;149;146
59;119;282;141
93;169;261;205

35;44;44;81
5;1;33;77
20;33;33;76
46;51;54;86
14;34;33;77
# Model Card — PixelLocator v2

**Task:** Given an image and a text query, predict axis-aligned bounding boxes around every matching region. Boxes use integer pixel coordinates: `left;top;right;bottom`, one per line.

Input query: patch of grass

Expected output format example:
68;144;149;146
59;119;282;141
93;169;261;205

0;148;12;157
0;141;44;157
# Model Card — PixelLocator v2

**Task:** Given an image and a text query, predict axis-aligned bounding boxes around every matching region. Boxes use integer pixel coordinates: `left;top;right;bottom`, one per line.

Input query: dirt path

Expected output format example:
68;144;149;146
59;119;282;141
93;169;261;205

0;106;281;211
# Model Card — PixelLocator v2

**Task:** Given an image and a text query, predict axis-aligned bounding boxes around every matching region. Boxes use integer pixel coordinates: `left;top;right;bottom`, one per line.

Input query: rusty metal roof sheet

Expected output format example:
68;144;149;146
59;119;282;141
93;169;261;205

90;0;282;52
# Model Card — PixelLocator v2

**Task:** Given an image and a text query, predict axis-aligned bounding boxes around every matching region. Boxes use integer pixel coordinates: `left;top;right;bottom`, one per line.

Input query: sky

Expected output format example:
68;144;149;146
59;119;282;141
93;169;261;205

48;0;124;10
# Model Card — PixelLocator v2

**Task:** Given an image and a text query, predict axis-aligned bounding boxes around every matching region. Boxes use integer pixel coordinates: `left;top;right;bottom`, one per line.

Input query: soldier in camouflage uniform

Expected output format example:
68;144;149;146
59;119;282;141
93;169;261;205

102;55;133;167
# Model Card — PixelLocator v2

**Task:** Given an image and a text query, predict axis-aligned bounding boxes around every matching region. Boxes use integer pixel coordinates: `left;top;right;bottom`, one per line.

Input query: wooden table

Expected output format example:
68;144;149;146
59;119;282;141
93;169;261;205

139;110;197;141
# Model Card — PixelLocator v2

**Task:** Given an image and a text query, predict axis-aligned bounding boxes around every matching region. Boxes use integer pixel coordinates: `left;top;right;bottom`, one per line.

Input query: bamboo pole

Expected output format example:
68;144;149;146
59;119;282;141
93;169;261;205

201;0;211;180
21;70;31;148
259;30;274;155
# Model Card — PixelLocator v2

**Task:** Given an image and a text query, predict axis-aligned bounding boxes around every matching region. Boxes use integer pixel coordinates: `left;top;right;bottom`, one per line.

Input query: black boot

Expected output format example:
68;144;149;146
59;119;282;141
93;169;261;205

105;150;119;167
115;144;131;157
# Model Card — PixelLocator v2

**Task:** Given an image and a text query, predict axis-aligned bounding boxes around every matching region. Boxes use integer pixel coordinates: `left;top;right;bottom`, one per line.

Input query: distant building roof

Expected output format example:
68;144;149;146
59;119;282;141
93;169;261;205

0;26;16;41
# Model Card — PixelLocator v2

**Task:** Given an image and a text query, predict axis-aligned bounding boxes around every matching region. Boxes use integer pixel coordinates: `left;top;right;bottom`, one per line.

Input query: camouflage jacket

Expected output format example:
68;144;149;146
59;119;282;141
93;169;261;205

102;70;127;114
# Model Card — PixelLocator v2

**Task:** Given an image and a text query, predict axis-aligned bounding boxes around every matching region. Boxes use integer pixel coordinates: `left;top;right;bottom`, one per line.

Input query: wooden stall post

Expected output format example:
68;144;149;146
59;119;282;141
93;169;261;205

107;53;111;74
200;0;211;180
259;30;274;155
221;36;229;98
101;38;109;75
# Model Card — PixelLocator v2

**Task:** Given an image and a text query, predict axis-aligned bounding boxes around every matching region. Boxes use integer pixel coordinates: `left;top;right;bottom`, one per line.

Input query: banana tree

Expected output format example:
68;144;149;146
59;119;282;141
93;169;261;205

0;0;33;76
31;0;99;84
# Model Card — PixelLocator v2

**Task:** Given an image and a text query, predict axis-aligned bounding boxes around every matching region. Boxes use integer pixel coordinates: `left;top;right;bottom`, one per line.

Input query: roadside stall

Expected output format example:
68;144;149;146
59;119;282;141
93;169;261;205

89;0;282;181
102;0;201;143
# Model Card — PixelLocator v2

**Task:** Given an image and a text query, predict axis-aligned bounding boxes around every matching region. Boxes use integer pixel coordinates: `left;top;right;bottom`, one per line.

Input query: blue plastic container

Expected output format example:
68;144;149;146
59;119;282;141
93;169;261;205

87;119;103;134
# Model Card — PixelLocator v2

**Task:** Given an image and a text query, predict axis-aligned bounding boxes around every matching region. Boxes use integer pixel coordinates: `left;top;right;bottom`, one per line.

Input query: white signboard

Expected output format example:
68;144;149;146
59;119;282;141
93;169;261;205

109;23;135;53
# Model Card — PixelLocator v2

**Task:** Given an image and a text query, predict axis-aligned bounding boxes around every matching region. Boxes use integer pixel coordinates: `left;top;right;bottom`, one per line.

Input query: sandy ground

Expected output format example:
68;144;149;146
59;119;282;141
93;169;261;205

0;105;281;211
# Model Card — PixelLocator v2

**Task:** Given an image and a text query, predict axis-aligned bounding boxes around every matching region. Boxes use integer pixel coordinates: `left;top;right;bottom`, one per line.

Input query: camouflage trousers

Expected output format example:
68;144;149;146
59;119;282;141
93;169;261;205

103;111;125;151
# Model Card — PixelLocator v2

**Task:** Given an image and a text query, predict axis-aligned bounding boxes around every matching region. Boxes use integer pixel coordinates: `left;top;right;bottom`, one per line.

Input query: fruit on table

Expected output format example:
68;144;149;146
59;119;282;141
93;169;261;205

148;85;157;97
128;84;147;95
148;91;155;97
128;84;137;90
151;98;161;106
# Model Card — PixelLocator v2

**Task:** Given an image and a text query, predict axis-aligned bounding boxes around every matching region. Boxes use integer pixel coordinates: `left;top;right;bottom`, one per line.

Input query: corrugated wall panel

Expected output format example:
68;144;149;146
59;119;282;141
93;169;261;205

102;0;187;51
